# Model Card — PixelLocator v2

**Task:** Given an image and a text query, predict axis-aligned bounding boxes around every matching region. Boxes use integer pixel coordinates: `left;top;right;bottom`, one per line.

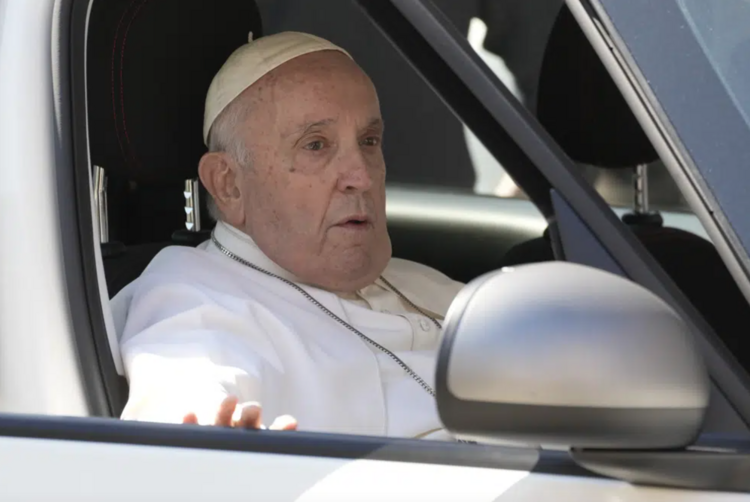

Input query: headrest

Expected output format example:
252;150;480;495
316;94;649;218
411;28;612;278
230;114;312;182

87;0;262;184
536;6;658;169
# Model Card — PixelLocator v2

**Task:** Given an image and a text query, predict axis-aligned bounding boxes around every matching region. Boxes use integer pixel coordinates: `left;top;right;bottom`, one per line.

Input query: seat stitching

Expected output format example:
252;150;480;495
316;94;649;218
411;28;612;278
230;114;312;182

111;0;139;165
118;0;151;170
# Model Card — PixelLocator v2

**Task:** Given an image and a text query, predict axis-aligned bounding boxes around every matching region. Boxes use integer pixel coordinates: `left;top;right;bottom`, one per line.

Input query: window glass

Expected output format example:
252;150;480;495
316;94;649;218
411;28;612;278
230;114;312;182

677;0;750;129
426;0;691;213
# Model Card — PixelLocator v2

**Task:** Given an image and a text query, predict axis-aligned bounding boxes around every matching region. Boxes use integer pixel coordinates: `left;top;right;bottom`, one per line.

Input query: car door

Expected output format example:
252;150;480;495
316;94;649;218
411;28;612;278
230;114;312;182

0;0;749;499
0;416;744;501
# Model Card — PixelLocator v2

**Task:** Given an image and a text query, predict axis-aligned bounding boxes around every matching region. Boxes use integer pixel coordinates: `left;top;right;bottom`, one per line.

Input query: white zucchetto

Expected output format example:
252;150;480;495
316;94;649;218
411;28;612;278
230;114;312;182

203;31;352;144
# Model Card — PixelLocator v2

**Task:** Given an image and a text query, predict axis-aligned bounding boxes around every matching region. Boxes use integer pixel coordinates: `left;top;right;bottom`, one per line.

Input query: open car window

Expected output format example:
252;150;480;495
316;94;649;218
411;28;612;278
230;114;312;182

77;0;750;432
677;0;750;129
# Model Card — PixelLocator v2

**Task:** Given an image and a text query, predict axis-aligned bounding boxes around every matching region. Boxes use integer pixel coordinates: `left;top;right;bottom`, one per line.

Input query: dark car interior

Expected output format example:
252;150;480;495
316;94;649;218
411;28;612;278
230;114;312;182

85;0;750;416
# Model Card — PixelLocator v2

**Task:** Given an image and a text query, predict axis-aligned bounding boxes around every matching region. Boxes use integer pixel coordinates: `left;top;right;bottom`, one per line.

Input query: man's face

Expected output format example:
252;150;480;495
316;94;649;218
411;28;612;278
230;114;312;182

220;51;391;292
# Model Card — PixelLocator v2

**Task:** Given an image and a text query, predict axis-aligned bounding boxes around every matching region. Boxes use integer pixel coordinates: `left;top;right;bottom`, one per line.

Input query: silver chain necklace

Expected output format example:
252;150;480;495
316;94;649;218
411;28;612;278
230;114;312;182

211;234;440;397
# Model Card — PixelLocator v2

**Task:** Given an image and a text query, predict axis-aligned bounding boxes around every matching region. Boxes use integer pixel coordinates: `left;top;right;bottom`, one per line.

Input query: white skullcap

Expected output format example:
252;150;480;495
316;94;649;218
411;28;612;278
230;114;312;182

203;31;352;145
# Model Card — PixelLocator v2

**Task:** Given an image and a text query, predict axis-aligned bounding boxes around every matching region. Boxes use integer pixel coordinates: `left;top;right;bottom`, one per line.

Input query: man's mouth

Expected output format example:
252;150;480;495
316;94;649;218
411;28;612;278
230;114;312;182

335;215;372;229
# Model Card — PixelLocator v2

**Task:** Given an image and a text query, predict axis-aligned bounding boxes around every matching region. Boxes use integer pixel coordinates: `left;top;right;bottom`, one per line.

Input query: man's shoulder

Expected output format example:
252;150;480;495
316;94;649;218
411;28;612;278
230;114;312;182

381;257;464;317
115;244;241;300
142;244;214;275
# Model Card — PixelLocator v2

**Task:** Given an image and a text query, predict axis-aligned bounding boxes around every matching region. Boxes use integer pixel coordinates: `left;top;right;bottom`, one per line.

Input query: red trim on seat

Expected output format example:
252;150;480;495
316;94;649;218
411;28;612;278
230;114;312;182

118;0;151;170
111;0;139;164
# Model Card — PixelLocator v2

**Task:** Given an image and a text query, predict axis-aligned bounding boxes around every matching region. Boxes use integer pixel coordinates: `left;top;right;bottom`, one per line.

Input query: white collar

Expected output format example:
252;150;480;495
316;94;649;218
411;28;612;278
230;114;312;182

211;220;301;284
211;221;383;300
210;221;453;318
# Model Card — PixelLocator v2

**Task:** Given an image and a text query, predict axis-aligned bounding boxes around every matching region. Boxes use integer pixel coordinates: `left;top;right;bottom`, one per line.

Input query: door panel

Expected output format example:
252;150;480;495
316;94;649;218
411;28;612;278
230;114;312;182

0;433;743;500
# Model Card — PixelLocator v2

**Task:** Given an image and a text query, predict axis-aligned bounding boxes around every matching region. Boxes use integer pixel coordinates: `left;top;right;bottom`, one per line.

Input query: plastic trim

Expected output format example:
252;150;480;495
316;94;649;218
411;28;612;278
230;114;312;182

572;448;750;493
53;0;113;416
67;0;126;416
0;413;600;477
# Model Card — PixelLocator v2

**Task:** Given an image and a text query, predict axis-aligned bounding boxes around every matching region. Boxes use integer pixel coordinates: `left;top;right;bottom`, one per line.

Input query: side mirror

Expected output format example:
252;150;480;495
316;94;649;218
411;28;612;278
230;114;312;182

436;262;709;449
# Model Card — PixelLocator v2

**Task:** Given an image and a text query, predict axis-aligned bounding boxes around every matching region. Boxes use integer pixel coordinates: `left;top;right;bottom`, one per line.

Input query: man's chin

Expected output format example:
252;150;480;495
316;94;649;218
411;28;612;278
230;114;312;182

314;248;390;293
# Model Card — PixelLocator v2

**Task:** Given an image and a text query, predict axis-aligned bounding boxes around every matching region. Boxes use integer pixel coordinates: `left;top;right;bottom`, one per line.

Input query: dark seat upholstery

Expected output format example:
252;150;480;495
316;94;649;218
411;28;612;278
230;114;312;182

501;5;750;369
88;0;263;297
87;0;263;414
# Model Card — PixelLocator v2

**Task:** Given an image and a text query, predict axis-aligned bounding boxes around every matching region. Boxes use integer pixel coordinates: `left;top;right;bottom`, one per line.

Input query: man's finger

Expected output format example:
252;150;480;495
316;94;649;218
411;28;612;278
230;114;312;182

215;396;239;426
269;415;298;431
182;413;199;425
235;403;262;429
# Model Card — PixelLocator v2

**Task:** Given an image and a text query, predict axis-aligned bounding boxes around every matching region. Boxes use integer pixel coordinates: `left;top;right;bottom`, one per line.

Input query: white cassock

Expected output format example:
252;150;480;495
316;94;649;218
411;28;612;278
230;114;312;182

111;221;464;440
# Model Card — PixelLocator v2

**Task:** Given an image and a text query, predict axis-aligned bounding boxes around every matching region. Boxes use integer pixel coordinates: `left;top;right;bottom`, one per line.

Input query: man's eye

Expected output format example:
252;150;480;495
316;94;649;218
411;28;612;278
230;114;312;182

361;136;381;147
304;140;325;151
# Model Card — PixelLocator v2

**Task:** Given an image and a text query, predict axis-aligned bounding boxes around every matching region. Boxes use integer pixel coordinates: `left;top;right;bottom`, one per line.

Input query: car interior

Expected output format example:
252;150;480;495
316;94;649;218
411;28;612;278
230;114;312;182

501;5;750;370
85;0;750;417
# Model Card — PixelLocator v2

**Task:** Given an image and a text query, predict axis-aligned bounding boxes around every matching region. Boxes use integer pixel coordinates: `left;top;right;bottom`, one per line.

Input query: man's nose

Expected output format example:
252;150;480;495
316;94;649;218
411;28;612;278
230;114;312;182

337;149;374;193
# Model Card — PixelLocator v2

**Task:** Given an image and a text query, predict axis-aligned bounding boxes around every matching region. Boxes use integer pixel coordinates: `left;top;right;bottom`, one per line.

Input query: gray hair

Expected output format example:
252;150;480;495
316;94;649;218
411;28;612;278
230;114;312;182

204;97;253;222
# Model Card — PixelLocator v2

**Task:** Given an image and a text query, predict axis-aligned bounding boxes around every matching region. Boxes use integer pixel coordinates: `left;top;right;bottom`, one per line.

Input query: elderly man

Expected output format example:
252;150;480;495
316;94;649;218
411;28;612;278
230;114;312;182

113;31;464;440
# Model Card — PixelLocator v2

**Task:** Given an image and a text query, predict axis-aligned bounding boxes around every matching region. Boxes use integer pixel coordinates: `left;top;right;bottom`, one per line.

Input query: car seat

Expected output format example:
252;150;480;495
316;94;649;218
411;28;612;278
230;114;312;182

500;5;750;371
87;0;263;415
88;0;263;297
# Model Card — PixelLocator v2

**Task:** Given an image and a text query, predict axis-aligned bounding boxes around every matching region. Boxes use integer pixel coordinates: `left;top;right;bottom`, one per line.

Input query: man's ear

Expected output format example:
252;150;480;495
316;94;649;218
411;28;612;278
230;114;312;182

198;152;245;227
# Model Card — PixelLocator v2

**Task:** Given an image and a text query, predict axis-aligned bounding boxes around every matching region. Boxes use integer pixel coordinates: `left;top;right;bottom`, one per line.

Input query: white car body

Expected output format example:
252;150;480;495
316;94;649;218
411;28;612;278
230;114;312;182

0;0;747;500
0;435;743;501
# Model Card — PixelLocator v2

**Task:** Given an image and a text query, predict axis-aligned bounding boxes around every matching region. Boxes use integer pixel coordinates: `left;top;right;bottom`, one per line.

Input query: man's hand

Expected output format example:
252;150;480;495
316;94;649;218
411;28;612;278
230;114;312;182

181;396;298;430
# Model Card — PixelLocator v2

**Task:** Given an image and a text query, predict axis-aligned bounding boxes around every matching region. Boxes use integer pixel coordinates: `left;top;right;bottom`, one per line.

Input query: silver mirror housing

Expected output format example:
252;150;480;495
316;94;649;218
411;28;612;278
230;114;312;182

436;262;709;449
